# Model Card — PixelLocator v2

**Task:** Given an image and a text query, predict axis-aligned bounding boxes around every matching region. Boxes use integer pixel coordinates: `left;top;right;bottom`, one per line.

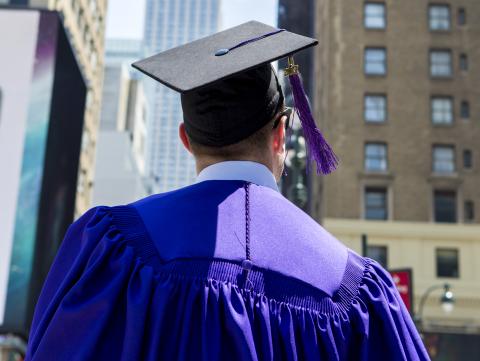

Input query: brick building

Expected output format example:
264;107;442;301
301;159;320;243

313;0;480;356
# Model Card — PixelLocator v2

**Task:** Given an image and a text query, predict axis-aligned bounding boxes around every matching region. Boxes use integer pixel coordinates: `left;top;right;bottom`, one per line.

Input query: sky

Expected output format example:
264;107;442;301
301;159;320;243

105;0;278;40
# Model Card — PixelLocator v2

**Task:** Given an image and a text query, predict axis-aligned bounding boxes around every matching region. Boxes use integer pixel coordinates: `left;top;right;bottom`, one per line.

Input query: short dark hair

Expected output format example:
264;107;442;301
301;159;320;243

188;119;274;159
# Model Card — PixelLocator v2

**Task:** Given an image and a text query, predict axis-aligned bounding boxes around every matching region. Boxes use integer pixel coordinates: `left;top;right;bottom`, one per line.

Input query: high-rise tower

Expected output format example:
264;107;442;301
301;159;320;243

143;0;220;192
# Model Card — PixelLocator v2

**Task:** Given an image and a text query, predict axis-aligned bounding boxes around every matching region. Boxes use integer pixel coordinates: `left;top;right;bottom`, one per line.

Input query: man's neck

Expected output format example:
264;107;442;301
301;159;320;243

196;156;274;177
196;160;280;192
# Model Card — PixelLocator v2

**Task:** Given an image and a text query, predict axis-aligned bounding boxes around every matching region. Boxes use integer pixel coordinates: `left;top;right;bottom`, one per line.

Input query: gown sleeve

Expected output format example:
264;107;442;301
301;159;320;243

24;205;156;361
350;256;430;361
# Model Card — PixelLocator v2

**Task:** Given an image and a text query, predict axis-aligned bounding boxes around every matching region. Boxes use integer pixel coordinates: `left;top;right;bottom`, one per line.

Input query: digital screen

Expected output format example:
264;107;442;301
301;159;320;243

0;9;57;329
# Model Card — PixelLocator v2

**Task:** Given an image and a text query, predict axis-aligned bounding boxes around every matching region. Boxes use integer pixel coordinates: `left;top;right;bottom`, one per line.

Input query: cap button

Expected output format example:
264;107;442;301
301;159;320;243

215;48;229;56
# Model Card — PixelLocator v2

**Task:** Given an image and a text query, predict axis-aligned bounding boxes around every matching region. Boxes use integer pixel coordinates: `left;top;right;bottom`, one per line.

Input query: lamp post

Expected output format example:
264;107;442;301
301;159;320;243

415;283;455;328
287;130;308;209
361;234;368;257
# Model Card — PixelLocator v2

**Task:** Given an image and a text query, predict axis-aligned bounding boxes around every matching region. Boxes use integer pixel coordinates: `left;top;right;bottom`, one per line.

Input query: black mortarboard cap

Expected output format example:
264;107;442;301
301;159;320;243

132;21;315;92
133;21;338;174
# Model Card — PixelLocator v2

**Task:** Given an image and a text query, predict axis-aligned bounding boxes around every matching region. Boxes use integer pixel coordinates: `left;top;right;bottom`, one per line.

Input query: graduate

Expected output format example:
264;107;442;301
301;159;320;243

25;21;430;360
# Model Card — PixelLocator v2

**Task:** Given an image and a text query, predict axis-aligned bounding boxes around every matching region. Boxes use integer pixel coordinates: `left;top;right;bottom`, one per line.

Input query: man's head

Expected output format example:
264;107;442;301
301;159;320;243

134;21;337;177
179;106;291;181
178;64;289;180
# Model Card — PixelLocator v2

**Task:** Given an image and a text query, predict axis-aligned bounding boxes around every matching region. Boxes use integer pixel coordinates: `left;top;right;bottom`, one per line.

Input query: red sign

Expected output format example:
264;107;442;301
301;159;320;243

389;268;413;314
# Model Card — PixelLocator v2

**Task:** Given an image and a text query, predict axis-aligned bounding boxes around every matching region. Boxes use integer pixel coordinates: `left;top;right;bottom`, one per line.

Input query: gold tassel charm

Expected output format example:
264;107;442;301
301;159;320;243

284;56;299;77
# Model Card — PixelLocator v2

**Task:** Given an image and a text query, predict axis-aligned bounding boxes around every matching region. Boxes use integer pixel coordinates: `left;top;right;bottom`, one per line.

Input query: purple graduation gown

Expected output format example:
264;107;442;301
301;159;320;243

25;180;429;360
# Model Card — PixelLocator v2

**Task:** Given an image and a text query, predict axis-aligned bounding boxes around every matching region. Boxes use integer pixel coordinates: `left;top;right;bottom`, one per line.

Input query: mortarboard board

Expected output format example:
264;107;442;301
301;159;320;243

132;21;338;174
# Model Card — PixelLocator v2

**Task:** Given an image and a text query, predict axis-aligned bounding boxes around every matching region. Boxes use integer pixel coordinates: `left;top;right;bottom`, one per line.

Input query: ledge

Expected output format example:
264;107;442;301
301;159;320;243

358;170;395;181
428;172;463;187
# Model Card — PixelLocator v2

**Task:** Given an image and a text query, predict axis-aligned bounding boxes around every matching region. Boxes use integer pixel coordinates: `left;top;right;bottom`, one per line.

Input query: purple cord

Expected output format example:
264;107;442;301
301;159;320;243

242;182;254;290
215;29;285;56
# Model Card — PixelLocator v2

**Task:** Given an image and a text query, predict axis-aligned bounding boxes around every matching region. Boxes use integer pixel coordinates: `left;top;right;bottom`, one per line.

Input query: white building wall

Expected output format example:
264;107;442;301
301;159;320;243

92;131;147;206
130;80;148;176
95;38;148;204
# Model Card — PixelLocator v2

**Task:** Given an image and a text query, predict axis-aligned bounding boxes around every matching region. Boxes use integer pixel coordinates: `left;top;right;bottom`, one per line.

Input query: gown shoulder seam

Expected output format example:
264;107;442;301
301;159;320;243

108;204;164;272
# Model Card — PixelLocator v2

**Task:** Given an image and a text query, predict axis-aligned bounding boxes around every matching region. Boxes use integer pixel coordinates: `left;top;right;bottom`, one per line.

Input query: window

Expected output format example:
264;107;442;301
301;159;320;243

430;50;452;77
460;101;470;119
458;7;466;25
431;97;453;124
433;145;455;173
365;143;388;171
366;245;388;268
364;94;387;122
459;53;468;71
434;190;456;223
429;4;450;30
365;187;388;220
436;248;459;278
364;3;386;29
464;201;475;222
364;48;387;75
463;149;472;168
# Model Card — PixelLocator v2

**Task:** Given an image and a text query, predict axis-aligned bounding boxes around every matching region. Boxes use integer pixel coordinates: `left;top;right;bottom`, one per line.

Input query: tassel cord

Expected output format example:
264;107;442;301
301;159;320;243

287;72;338;175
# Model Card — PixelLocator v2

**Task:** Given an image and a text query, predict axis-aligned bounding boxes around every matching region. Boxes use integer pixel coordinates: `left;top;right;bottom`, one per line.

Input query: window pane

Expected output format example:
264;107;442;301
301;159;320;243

433;146;455;173
364;3;386;29
429;5;450;30
366;245;388;268
365;48;386;75
430;51;452;77
436;248;459;278
464;201;475;222
365;188;388;220
460;53;468;71
458;8;466;25
463;149;472;168
365;95;386;122
365;143;387;171
434;190;456;223
431;97;453;124
461;101;470;119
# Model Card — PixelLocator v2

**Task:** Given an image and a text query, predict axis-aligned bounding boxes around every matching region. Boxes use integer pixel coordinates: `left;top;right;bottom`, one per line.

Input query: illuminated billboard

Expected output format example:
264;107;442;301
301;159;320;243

0;8;86;336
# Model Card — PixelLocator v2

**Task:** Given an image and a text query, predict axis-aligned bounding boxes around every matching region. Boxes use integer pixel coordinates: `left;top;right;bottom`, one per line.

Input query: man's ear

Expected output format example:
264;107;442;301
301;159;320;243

179;123;192;154
272;116;286;154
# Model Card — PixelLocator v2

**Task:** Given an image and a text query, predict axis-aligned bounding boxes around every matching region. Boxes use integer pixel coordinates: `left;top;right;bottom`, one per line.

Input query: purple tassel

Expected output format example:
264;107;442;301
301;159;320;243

287;71;338;175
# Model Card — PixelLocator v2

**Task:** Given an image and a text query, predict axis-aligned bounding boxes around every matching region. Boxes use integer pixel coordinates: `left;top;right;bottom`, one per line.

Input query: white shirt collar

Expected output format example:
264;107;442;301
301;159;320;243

196;161;279;192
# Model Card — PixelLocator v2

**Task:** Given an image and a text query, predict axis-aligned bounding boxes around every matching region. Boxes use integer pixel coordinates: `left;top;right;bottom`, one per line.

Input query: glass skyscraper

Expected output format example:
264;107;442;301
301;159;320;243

143;0;220;192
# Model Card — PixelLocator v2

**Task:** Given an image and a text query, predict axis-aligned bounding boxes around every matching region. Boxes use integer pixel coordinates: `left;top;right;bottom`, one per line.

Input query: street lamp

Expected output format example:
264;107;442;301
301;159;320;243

286;130;308;209
440;284;455;313
416;283;455;327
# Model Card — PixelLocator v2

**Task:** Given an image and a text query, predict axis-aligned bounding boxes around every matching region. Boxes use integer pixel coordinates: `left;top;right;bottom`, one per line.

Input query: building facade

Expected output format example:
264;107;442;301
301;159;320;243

100;39;144;133
93;38;148;206
143;0;220;193
314;0;480;356
51;0;105;216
